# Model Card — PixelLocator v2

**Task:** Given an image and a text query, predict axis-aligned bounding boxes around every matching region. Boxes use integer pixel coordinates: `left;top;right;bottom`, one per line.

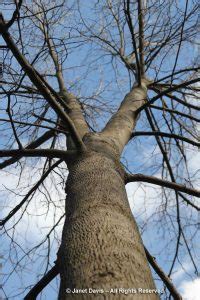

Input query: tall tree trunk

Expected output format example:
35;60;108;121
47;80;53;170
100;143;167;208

58;135;159;299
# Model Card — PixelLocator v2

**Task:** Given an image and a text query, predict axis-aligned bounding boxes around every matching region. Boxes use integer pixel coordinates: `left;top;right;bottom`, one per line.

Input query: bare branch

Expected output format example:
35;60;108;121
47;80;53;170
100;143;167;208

0;14;86;151
144;247;182;300
6;0;23;29
24;264;59;300
0;117;67;134
137;0;145;76
0;130;55;170
125;173;200;200
124;0;141;83
0;149;75;160
154;67;199;84
131;131;200;147
150;105;200;123
137;78;200;113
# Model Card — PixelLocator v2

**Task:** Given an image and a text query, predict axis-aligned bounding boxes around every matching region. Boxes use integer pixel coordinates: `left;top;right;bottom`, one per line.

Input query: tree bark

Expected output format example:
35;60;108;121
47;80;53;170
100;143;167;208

58;136;159;299
102;83;147;155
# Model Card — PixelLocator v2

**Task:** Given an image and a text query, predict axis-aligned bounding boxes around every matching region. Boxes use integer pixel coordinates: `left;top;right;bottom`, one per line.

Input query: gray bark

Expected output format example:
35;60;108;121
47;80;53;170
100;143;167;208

58;133;159;299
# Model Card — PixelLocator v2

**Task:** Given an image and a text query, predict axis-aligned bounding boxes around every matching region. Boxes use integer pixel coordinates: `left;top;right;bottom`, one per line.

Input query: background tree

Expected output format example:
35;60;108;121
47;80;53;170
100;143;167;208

0;0;199;299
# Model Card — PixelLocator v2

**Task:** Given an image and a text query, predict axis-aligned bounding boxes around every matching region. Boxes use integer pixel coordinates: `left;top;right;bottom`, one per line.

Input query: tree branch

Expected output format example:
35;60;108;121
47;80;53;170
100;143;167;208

6;0;23;29
24;264;59;300
124;0;141;83
102;83;147;155
131;131;200;147
144;247;182;300
137;78;200;113
125;173;200;199
0;14;86;151
154;67;199;84
0;130;55;170
32;9;89;138
0;149;75;160
137;0;145;76
150;86;200;111
0;117;67;133
150;105;200;123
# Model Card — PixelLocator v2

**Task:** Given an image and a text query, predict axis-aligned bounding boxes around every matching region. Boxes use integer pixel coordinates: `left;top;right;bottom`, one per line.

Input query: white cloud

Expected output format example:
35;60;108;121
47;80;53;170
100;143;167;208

171;261;193;282
180;278;200;300
0;160;66;244
126;181;163;221
170;261;200;300
186;148;200;177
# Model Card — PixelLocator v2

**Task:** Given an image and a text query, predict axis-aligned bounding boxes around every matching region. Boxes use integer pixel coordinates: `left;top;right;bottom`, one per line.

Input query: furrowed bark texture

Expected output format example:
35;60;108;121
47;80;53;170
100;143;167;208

58;134;158;299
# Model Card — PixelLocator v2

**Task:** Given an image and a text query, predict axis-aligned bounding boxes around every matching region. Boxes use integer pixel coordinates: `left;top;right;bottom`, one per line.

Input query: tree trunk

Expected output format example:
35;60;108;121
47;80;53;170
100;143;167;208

58;136;159;299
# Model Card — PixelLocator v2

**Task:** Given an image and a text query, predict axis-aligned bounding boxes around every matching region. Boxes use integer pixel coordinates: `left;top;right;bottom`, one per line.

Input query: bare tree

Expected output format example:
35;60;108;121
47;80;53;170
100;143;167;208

0;0;199;299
